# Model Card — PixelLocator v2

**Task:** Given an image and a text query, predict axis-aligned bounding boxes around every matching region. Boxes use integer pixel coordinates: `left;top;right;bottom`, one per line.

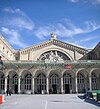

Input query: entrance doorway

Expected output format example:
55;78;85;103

13;74;18;94
49;73;60;94
65;84;70;93
37;85;42;94
36;74;46;94
63;73;71;94
52;84;57;94
14;84;18;94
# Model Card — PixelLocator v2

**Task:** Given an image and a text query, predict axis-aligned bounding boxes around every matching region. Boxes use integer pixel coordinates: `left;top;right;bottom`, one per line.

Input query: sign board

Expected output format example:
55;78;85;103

64;64;72;69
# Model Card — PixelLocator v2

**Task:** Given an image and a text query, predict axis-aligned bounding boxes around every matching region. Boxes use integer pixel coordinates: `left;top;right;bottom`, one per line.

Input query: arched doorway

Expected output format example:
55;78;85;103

63;73;71;93
8;70;18;94
24;74;32;93
49;73;60;94
36;74;46;94
0;72;5;94
12;74;18;94
77;73;85;93
91;73;97;90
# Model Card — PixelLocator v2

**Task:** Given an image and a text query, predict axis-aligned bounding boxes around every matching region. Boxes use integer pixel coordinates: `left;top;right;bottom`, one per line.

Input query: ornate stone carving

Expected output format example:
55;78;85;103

38;50;70;63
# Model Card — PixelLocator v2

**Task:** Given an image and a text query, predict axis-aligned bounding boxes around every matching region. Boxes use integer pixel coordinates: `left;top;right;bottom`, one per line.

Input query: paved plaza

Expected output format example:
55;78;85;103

0;94;100;109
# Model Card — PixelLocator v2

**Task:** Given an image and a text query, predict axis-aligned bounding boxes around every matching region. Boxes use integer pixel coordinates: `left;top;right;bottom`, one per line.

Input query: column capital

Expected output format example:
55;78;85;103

18;76;21;79
32;76;35;79
5;72;9;77
46;76;49;78
18;72;22;77
4;75;8;78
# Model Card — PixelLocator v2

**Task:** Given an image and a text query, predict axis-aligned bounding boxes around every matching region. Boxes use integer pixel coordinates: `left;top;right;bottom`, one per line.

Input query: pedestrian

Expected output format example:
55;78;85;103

9;87;12;96
84;87;88;98
6;88;9;96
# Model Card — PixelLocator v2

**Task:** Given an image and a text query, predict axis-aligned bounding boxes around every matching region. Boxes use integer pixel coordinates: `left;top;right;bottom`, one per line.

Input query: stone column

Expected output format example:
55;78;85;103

32;77;35;94
18;76;21;94
46;77;49;94
75;76;78;93
61;77;63;94
89;76;92;90
4;76;8;93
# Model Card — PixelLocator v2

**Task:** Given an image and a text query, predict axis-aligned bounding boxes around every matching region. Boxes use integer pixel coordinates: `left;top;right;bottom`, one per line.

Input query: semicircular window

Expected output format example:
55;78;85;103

38;50;70;62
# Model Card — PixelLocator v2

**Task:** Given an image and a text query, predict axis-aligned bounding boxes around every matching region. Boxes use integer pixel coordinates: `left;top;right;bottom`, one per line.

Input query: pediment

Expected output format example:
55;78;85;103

20;39;88;55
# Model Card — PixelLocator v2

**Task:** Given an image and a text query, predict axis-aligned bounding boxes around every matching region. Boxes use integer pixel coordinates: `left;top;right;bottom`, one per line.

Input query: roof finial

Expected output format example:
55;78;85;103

50;32;57;40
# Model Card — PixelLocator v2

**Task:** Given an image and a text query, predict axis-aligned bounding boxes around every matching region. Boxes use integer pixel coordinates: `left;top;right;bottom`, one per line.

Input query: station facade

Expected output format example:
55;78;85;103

0;33;100;94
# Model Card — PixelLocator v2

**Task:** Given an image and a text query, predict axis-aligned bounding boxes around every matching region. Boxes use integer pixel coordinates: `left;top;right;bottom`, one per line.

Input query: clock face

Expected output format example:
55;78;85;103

53;56;58;63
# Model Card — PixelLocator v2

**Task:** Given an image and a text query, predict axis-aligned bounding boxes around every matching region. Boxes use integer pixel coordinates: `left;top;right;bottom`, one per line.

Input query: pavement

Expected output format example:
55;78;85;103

0;94;100;109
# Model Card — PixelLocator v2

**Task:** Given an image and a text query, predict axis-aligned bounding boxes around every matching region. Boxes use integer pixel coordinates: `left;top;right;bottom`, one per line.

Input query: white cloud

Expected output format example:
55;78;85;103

0;27;28;48
2;7;34;30
69;0;79;3
3;8;21;13
68;0;100;5
34;26;51;40
8;17;34;30
84;21;100;31
90;0;100;5
34;19;100;40
80;36;99;42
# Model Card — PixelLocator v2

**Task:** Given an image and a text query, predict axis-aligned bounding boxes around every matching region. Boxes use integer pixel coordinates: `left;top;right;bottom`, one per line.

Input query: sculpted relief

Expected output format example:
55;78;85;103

38;50;70;63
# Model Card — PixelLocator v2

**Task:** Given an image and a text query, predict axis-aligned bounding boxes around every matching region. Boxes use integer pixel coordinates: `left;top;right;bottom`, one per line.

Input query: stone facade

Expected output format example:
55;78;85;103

0;33;100;94
87;42;100;60
0;34;15;60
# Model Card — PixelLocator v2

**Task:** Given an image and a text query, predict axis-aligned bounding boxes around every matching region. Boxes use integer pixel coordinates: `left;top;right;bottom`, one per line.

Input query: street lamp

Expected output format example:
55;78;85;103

0;56;3;70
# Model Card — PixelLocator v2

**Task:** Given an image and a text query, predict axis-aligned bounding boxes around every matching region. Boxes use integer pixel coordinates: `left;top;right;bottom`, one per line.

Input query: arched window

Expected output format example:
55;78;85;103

63;73;72;93
50;74;59;85
38;50;70;61
13;74;18;85
49;73;60;94
63;74;71;84
77;73;85;93
24;74;32;90
91;73;97;90
36;74;46;94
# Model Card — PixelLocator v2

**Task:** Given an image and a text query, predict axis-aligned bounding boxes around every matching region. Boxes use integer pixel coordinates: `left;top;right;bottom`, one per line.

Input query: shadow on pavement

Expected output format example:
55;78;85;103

78;95;100;107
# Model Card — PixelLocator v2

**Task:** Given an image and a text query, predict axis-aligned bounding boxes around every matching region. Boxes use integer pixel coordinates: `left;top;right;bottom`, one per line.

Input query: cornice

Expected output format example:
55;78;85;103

19;39;88;55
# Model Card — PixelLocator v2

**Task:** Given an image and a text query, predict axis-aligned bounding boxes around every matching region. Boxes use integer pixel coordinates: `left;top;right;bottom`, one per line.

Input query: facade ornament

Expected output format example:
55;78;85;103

50;32;57;40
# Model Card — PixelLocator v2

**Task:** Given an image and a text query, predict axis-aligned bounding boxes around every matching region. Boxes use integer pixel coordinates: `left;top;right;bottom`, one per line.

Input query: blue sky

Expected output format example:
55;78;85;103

0;0;100;50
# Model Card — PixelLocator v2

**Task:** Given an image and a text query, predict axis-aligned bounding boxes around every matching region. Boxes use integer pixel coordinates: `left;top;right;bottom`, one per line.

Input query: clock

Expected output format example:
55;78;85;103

53;56;58;63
